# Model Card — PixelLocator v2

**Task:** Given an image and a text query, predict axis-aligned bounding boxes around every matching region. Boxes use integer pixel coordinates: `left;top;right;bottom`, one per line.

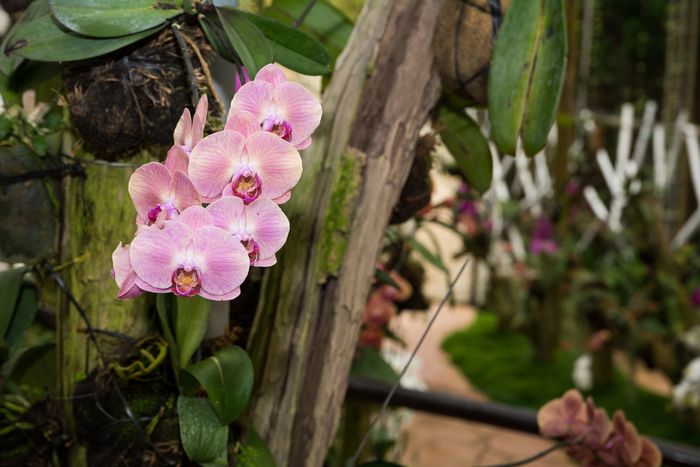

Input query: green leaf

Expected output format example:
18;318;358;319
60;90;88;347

0;0;49;75
263;0;352;62
350;347;398;384
487;0;567;156
5;12;164;62
216;6;272;79
375;268;399;289
49;0;182;38
438;106;492;194
177;396;229;467
0;266;27;339
155;294;179;376
173;295;210;370
181;346;253;425
4;284;38;350
237;11;330;75
235;425;277;467
6;342;56;399
199;14;239;63
410;238;448;274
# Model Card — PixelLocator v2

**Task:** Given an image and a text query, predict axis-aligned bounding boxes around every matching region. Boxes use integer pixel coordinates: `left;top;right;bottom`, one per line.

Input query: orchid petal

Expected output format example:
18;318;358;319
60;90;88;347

294;137;313;151
177;206;213;230
130;221;190;290
172;171;201;213
194;95;208;130
274;82;322;147
117;272;143;299
229;80;274;122
254;256;277;267
224;110;262;137
112;242;133;286
207;196;246;233
200;287;241;301
255;63;288;86
246;131;302;200
192;226;249;296
164;145;190;174
173;108;192;147
244;198;289;260
189;130;246;200
272;191;292;204
128;162;173;220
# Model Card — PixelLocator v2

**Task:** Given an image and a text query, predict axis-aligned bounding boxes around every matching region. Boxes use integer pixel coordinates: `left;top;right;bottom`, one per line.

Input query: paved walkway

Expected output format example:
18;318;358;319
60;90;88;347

391;305;573;467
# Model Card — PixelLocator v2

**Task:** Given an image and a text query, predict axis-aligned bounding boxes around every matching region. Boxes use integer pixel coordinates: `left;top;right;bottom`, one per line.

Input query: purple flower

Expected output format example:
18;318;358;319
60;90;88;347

691;288;700;307
530;216;558;255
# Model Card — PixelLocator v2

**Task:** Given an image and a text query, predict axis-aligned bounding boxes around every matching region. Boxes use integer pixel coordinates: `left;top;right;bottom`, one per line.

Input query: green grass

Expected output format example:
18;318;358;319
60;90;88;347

442;313;700;447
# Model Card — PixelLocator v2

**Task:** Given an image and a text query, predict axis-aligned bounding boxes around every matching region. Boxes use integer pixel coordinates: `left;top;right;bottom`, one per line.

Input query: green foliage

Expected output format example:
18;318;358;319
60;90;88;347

443;313;700;445
351;348;398;384
263;0;352;63
235;426;277;467
155;295;211;374
437;106;492;194
409;238;448;274
488;0;567;156
177;396;229;467
0;267;39;361
181;346;253;425
49;0;181;38
0;267;28;341
4;342;56;401
237;10;331;76
217;7;272;79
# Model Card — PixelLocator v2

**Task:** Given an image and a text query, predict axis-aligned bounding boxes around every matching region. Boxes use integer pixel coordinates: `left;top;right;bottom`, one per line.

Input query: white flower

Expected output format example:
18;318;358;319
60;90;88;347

572;354;593;391
673;357;700;409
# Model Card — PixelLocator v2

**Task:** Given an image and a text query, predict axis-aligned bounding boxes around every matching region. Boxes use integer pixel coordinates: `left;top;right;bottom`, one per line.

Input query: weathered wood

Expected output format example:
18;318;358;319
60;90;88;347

57;153;153;464
246;0;443;465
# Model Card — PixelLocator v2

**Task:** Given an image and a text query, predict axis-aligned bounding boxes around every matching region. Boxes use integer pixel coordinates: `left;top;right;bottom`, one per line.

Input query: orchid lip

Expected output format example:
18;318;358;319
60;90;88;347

171;267;201;297
241;238;260;264
231;170;262;205
261;116;293;142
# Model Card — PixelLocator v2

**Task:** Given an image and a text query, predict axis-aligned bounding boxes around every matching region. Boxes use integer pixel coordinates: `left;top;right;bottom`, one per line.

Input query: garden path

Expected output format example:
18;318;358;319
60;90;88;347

392;305;574;466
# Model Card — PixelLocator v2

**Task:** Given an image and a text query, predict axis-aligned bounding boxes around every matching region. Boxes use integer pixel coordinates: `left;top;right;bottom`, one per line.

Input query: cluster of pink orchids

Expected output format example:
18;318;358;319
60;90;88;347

538;389;661;467
112;64;322;301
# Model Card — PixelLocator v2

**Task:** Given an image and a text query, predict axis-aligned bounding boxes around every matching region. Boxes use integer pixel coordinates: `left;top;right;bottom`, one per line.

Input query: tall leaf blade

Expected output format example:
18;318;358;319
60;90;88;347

216;6;272;78
235;425;277;467
0;266;27;338
177;396;228;466
487;0;543;155
173;295;210;369
49;0;181;38
521;0;567;156
181;345;254;425
237;11;330;75
4;284;38;350
438;106;493;194
6;13;164;62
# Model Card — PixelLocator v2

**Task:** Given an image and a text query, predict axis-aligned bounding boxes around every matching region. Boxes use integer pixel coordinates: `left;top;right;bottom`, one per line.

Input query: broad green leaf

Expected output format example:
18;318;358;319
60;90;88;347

0;267;27;338
237;11;330;75
350;347;398;384
264;0;351;62
410;238;448;274
438;106;492;194
177;396;228;467
173;295;210;370
5;12;164;62
49;0;182;38
488;0;566;156
0;0;49;76
199;13;239;63
181;346;253;425
235;425;276;467
6;342;56;400
4;284;38;350
216;6;272;79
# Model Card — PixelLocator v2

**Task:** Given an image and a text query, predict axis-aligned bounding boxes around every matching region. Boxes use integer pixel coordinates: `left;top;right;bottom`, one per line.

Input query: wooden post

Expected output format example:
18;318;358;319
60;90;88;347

246;0;443;465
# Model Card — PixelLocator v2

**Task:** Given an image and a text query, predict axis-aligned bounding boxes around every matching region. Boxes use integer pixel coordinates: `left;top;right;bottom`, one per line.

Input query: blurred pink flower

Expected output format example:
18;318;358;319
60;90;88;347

128;206;249;300
227;64;322;150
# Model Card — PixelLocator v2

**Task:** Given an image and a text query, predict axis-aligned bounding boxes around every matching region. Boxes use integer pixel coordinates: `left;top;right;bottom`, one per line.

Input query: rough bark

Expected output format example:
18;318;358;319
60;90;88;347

246;0;443;465
58;153;153;465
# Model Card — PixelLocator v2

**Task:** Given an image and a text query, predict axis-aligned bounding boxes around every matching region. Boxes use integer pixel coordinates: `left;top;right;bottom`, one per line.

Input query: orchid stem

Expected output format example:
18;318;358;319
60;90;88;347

171;23;200;108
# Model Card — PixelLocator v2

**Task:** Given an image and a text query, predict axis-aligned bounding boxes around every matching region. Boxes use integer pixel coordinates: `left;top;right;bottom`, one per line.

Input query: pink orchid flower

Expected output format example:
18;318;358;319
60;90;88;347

128;162;200;226
537;389;588;439
111;243;143;299
227;64;322;150
173;95;208;154
207;196;289;267
129;206;250;300
188;129;301;205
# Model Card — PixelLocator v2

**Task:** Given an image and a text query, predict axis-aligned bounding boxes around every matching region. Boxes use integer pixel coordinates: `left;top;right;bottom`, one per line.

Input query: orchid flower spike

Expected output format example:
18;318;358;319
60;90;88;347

188;129;301;205
128;162;200;227
226;64;322;150
207;196;290;267
129;206;250;300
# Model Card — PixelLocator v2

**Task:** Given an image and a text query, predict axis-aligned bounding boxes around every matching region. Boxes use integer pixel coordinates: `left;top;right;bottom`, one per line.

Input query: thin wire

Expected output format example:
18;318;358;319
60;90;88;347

347;256;471;466
293;0;318;28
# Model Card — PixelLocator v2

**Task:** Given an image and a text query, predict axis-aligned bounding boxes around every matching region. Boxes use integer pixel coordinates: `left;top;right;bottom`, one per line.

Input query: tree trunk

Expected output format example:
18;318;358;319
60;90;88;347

58;152;153;464
246;0;443;465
